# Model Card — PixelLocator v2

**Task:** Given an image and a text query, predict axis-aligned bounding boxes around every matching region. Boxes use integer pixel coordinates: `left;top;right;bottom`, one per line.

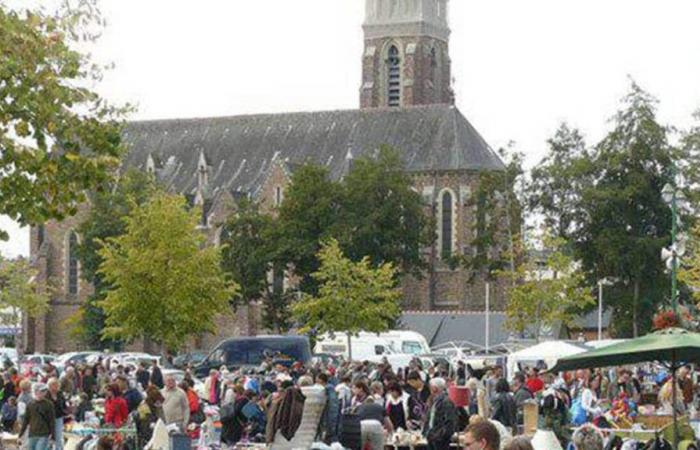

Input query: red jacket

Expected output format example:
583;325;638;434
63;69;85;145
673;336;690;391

526;377;544;394
105;397;129;428
187;389;200;414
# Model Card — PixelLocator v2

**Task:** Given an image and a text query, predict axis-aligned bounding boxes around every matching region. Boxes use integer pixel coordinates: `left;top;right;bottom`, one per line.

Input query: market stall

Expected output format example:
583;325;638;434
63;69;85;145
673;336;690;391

551;327;700;449
506;340;590;378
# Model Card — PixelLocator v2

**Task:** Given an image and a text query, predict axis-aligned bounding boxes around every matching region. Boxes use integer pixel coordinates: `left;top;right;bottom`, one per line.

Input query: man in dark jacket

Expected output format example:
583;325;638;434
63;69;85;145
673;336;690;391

81;367;97;401
20;384;55;450
150;361;164;389
512;372;532;427
136;363;150;391
423;378;456;450
316;373;340;444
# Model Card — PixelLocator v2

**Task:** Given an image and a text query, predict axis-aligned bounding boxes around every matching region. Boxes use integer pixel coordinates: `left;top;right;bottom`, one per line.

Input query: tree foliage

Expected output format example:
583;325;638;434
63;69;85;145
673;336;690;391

498;233;594;338
527;80;697;336
250;146;431;319
529;124;592;242
98;192;237;350
272;164;341;295
458;146;524;281
575;82;676;336
218;199;293;331
69;169;161;349
291;239;401;357
680;223;700;304
0;257;49;343
337;145;433;276
0;1;131;238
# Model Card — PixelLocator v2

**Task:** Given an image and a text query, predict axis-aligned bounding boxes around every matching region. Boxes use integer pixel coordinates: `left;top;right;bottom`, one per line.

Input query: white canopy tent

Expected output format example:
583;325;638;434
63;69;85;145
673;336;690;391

507;340;590;378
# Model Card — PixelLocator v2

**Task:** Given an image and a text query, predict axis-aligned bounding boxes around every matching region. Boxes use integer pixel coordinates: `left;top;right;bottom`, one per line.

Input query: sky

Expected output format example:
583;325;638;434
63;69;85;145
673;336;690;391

2;0;700;258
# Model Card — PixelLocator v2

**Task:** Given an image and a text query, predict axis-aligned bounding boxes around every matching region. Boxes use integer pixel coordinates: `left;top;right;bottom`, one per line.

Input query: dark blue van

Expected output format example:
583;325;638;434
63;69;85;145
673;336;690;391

194;335;311;377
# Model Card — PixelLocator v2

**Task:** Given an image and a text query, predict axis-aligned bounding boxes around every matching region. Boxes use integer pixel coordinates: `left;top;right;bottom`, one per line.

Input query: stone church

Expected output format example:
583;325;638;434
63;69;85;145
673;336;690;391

25;0;507;353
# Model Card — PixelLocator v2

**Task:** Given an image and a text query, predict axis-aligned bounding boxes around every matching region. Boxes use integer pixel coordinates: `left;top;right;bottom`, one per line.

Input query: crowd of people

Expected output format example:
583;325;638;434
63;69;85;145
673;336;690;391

0;353;693;450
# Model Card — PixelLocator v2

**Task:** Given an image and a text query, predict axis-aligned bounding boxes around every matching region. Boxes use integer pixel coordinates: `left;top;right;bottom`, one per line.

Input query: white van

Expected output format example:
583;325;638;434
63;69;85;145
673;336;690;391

314;331;430;365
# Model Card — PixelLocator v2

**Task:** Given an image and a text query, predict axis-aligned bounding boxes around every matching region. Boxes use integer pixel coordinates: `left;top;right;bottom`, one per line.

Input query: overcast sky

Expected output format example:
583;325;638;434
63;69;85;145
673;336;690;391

2;0;699;258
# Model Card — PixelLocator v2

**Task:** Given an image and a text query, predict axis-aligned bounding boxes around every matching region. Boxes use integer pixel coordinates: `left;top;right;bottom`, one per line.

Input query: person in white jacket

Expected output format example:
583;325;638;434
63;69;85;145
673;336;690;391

385;383;412;431
580;376;603;419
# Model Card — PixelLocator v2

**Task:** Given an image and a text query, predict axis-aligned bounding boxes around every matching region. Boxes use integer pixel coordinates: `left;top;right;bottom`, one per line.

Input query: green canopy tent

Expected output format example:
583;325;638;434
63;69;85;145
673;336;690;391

550;328;700;449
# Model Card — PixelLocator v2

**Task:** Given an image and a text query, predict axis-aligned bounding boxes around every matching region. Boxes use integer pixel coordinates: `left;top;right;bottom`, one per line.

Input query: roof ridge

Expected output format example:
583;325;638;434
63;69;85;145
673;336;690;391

125;104;457;126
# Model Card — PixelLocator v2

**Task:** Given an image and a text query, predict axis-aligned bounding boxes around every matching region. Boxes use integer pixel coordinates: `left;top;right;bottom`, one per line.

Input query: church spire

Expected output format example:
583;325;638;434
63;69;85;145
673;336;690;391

360;0;453;109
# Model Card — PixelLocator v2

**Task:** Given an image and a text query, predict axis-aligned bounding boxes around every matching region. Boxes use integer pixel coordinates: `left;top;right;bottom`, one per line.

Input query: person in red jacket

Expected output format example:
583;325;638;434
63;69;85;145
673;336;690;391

180;380;200;422
526;368;544;394
104;384;129;428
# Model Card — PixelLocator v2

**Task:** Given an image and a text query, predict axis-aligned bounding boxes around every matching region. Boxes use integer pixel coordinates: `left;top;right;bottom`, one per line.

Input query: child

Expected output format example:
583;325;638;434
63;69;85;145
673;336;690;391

1;396;17;431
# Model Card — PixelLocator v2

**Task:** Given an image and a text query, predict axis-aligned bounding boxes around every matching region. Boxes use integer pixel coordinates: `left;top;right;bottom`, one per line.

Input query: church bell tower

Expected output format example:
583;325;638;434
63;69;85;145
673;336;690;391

360;0;454;109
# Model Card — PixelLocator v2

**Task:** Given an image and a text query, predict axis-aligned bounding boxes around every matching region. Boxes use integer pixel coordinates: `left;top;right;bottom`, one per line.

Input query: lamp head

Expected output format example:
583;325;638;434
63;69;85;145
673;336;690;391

662;183;674;204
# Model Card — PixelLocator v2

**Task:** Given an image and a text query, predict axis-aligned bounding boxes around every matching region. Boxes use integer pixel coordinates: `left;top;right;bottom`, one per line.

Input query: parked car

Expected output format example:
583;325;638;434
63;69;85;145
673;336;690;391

194;335;312;378
54;351;101;373
20;354;56;375
172;352;208;369
0;348;18;367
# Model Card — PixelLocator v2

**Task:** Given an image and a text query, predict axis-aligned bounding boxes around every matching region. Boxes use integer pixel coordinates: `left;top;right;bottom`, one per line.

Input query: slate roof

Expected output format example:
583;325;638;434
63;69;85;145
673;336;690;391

121;105;505;198
400;311;564;348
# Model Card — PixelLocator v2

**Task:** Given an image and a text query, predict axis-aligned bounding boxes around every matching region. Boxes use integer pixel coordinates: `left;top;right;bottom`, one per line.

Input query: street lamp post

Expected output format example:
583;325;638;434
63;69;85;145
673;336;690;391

597;278;616;341
662;183;688;315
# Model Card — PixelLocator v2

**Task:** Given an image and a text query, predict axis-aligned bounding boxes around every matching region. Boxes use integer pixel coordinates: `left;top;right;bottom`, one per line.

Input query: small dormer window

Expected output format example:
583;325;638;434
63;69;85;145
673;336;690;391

387;45;401;107
275;186;283;207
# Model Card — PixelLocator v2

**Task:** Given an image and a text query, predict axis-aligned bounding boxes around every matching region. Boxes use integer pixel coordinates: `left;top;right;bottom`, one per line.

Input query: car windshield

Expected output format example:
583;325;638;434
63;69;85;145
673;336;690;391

402;341;425;355
221;340;308;366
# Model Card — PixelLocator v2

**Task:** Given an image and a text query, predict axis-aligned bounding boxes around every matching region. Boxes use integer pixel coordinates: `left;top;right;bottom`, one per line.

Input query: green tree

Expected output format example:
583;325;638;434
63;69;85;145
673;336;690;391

498;234;594;340
338;145;433;276
679;223;700;304
529;124;593;242
219;199;289;330
71;169;161;349
0;257;49;353
575;81;676;336
291;239;401;360
0;1;130;238
98;192;237;350
273;165;341;295
459;146;524;281
273;146;431;298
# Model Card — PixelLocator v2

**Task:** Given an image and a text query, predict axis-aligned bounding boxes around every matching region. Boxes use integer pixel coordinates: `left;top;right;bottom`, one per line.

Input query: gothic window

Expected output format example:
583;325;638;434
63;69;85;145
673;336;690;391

67;231;79;295
37;225;45;248
387;45;401;107
439;190;455;259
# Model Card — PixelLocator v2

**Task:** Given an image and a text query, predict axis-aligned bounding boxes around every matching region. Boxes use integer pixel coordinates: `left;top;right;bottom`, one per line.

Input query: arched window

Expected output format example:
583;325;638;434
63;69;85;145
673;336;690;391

439;190;454;259
67;231;79;295
387;45;401;107
37;225;45;248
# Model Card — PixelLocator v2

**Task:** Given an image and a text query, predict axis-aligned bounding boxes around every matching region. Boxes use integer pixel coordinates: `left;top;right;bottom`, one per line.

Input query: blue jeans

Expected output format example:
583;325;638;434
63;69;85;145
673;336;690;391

53;418;63;450
27;437;50;450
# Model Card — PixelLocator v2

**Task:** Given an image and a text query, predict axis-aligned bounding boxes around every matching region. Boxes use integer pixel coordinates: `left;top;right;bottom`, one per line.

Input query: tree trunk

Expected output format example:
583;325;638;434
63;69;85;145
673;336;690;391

347;333;353;362
633;280;639;338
